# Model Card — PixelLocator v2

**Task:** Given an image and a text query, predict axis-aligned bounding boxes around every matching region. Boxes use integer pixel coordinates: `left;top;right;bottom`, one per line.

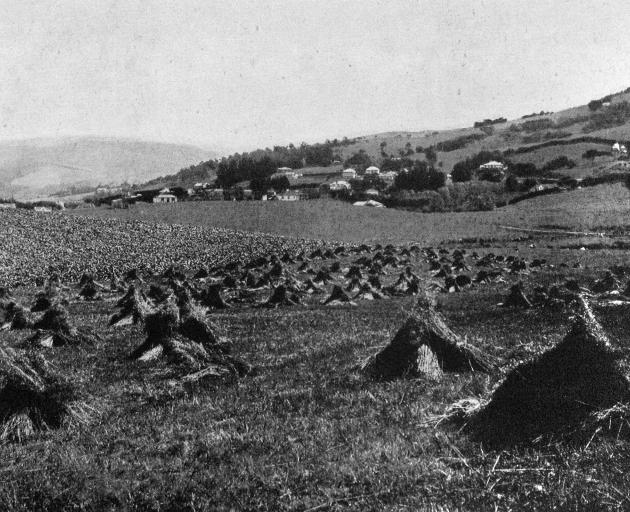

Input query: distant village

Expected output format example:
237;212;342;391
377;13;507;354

1;140;628;213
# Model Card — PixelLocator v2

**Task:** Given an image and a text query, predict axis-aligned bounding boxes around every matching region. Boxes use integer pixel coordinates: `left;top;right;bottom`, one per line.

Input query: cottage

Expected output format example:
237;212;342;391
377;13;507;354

365;188;380;197
612;142;621;152
477;160;506;181
276;190;300;201
353;200;385;208
342;168;357;179
0;202;16;210
479;161;506;171
205;188;224;200
153;194;177;204
34;206;52;212
111;198;127;209
365;166;381;175
329;180;351;191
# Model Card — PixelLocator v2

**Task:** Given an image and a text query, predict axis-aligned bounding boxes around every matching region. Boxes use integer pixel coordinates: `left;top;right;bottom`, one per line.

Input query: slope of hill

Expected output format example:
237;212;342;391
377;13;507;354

0;136;216;197
133;87;630;192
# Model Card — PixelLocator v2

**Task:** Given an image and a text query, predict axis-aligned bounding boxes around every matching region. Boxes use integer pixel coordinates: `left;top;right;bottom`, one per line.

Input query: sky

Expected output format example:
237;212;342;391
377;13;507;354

1;0;630;153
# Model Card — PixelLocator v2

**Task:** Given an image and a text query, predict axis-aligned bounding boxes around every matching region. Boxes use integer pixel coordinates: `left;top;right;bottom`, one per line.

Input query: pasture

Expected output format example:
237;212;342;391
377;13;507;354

2;184;630;510
68;183;630;243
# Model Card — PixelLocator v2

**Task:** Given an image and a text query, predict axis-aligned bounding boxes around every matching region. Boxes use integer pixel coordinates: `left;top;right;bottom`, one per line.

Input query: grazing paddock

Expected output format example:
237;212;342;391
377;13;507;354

68;183;630;243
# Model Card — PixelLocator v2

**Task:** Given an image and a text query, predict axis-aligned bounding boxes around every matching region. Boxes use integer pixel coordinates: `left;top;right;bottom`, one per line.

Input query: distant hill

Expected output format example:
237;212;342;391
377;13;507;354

0;136;216;198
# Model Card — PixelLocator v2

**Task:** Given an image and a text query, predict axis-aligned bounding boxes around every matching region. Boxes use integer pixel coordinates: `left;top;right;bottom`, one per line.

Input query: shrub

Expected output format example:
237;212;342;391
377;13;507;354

434;133;486;152
394;161;444;191
541;156;576;172
582;149;610;159
583;101;630;132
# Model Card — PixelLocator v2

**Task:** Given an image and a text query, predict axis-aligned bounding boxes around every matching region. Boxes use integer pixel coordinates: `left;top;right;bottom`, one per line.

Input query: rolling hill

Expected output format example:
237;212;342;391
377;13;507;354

0;136;217;198
145;87;630;191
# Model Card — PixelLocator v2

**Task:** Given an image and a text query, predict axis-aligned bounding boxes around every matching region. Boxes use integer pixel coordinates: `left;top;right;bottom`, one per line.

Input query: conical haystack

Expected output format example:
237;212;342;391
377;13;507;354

30;304;100;347
78;279;101;301
259;285;301;308
362;295;493;381
1;303;33;331
201;284;230;309
321;285;356;306
0;346;89;442
470;297;630;447
304;279;324;294
130;302;251;386
502;282;533;308
109;285;152;326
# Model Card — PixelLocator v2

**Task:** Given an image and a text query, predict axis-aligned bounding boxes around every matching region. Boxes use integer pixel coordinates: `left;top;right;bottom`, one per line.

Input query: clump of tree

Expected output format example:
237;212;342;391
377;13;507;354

393;161;444;191
434;133;486;152
583;101;630;132
522;131;572;144
381;157;414;173
343;150;372;171
451;150;505;183
269;175;291;192
518;118;556;133
509;162;541;177
473;117;507;128
521;111;553;119
582;149;610;160
541;156;576;172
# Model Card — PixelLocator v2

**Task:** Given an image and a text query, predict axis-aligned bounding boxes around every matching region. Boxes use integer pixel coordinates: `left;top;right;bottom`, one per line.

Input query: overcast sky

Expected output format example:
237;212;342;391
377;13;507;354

1;0;629;152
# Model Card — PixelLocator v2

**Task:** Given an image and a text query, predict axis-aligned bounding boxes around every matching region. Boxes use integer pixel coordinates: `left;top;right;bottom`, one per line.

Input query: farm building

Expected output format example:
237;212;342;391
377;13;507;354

365;166;381;175
479;161;506;171
153;194;177;204
329;180;351;191
0;202;16;209
276;190;301;201
275;168;300;180
204;188;224;200
478;160;506;180
353;199;384;208
34;206;52;212
342;168;357;179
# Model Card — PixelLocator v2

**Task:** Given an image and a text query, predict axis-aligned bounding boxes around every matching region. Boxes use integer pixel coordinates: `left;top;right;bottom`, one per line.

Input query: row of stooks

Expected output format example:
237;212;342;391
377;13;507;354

1;270;629;449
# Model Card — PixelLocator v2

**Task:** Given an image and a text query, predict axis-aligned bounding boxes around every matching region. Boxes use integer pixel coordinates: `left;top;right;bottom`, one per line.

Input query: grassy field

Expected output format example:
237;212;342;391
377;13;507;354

69;184;630;243
3;185;630;510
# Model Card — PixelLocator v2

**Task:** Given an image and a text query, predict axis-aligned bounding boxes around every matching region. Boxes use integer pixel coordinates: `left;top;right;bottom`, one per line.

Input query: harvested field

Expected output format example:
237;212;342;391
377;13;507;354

2;194;630;510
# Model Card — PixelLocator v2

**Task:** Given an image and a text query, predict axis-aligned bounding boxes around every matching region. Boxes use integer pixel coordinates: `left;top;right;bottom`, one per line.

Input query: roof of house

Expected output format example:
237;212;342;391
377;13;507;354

353;200;385;208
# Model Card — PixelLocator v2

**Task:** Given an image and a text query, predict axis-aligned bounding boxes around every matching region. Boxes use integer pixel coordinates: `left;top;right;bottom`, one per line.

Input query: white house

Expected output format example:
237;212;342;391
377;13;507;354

479;161;506;171
365;188;380;197
365;166;381;175
276;190;300;201
613;142;621;153
153;194;177;204
329;180;351;191
34;206;52;212
342;168;357;179
0;202;16;209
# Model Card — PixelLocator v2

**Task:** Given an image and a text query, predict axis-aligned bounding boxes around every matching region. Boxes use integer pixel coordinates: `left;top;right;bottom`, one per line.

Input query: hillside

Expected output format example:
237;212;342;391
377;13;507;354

148;87;630;191
0;136;216;198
